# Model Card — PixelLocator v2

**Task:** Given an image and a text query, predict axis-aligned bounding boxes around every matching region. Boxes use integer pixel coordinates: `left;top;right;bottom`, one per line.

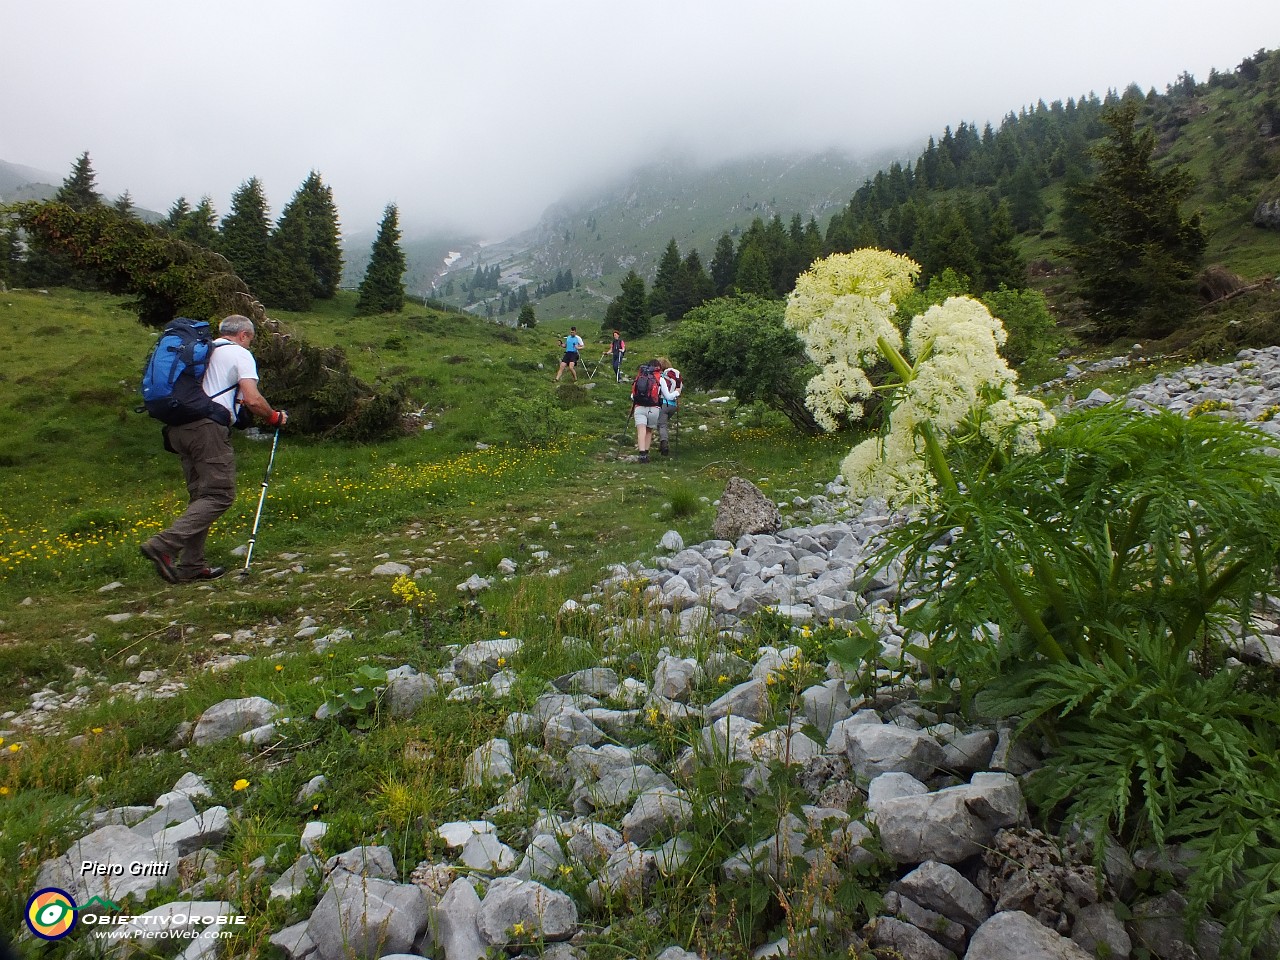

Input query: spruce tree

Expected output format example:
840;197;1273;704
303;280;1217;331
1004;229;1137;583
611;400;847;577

297;171;343;299
734;243;772;297
55;152;102;211
264;173;340;311
165;197;192;230
112;190;135;217
921;204;981;285
1064;100;1206;340
265;190;315;311
672;248;713;320
219;177;274;295
980;200;1026;292
24;152;104;286
0;224;21;287
356;203;406;315
710;232;737;296
175;197;219;249
648;239;683;318
603;270;649;337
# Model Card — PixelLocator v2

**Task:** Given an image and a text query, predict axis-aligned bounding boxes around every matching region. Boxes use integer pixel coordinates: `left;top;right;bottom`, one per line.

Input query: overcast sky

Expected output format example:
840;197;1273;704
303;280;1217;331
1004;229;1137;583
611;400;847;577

2;1;1274;238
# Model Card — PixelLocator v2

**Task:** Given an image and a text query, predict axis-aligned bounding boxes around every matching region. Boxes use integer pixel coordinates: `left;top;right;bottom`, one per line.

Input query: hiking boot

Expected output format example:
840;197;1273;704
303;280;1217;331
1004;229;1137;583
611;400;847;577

638;452;650;463
660;440;670;456
140;542;178;583
180;566;226;582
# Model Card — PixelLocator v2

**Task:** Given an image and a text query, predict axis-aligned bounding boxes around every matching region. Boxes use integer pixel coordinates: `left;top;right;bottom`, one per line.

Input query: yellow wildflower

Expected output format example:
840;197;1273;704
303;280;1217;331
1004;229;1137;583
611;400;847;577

233;778;250;791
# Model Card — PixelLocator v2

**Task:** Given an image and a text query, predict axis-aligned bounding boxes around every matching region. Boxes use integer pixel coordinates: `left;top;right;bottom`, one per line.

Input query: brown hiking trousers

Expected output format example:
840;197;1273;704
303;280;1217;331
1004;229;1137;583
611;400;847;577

148;419;236;578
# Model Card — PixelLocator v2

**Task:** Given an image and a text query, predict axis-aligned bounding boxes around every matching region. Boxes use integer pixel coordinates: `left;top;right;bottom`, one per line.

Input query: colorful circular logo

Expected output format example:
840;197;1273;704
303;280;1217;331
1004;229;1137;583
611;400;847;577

26;887;78;940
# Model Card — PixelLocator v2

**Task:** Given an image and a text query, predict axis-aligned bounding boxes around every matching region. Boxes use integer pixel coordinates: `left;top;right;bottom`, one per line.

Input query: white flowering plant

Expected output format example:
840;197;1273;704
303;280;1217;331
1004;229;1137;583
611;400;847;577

787;253;1280;955
784;250;1054;507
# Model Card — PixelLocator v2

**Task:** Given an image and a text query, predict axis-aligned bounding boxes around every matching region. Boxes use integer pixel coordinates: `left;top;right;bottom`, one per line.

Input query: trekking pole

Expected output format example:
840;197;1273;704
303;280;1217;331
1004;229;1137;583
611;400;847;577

238;428;280;578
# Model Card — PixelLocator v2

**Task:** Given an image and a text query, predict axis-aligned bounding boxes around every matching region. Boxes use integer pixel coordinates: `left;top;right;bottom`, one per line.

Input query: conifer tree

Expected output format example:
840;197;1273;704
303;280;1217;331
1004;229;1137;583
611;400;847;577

1065;100;1206;340
603;270;649;337
166;197;192;230
265;191;314;311
55;152;102;211
112;190;135;217
218;177;274;295
980;200;1026;292
672;248;713;320
921;203;981;285
518;303;537;328
763;214;792;294
25;152;104;286
648;238;683;318
710;232;737;296
0;224;21;287
356;203;406;315
734;243;772;297
297;171;343;299
175;197;219;249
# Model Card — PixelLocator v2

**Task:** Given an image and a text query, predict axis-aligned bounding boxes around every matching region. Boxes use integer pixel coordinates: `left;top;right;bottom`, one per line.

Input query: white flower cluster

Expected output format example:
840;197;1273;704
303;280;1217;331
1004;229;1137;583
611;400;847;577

786;251;1054;507
786;250;919;431
846;296;1054;505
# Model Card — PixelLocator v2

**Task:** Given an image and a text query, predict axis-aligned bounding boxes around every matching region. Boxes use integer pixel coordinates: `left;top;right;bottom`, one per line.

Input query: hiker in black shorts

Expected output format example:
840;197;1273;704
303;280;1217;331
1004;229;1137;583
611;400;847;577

555;326;584;382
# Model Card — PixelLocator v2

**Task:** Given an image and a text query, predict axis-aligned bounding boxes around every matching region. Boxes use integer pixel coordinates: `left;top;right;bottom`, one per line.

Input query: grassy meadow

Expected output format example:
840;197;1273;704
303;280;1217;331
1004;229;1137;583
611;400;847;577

0;287;862;955
4;284;1267;957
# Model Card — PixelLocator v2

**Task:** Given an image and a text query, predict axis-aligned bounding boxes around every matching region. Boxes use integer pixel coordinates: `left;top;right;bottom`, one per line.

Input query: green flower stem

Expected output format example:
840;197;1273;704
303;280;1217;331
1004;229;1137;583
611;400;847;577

875;334;1068;664
877;335;915;384
911;363;1068;664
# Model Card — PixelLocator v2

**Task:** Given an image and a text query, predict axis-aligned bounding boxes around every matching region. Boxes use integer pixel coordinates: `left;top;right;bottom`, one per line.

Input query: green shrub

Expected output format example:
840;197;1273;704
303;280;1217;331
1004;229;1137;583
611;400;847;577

495;396;570;445
982;285;1067;380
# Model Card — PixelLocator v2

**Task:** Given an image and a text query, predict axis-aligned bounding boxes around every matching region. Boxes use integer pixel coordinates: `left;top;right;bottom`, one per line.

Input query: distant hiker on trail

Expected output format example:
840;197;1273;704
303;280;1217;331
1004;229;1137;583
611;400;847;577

657;357;682;457
555;326;584;381
606;330;627;382
631;358;662;463
140;315;288;584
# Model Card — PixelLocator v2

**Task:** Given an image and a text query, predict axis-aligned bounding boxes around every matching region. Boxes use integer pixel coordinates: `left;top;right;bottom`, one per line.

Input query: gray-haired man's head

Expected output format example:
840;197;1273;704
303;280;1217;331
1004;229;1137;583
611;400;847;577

219;315;256;338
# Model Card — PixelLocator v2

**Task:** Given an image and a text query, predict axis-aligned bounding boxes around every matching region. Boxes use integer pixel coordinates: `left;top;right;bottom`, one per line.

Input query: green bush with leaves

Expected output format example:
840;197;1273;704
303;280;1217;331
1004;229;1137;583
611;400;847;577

981;285;1066;383
672;295;820;433
494;395;571;445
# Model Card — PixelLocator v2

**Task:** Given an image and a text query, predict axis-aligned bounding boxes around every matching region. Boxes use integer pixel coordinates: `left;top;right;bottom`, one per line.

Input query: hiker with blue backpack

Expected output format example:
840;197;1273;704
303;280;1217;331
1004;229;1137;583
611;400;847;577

139;314;288;584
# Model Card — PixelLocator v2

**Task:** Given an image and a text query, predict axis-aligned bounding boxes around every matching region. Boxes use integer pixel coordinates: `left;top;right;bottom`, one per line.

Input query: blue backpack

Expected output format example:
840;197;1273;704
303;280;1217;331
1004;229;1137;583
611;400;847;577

140;318;234;426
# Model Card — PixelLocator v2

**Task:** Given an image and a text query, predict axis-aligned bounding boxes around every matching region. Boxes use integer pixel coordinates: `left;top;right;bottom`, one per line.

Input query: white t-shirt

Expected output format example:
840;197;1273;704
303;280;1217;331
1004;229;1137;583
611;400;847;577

204;339;258;418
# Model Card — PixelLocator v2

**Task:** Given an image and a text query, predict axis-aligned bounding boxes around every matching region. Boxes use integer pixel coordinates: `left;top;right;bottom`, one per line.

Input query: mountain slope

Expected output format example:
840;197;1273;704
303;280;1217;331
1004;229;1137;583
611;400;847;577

413;150;889;320
0;157;57;202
